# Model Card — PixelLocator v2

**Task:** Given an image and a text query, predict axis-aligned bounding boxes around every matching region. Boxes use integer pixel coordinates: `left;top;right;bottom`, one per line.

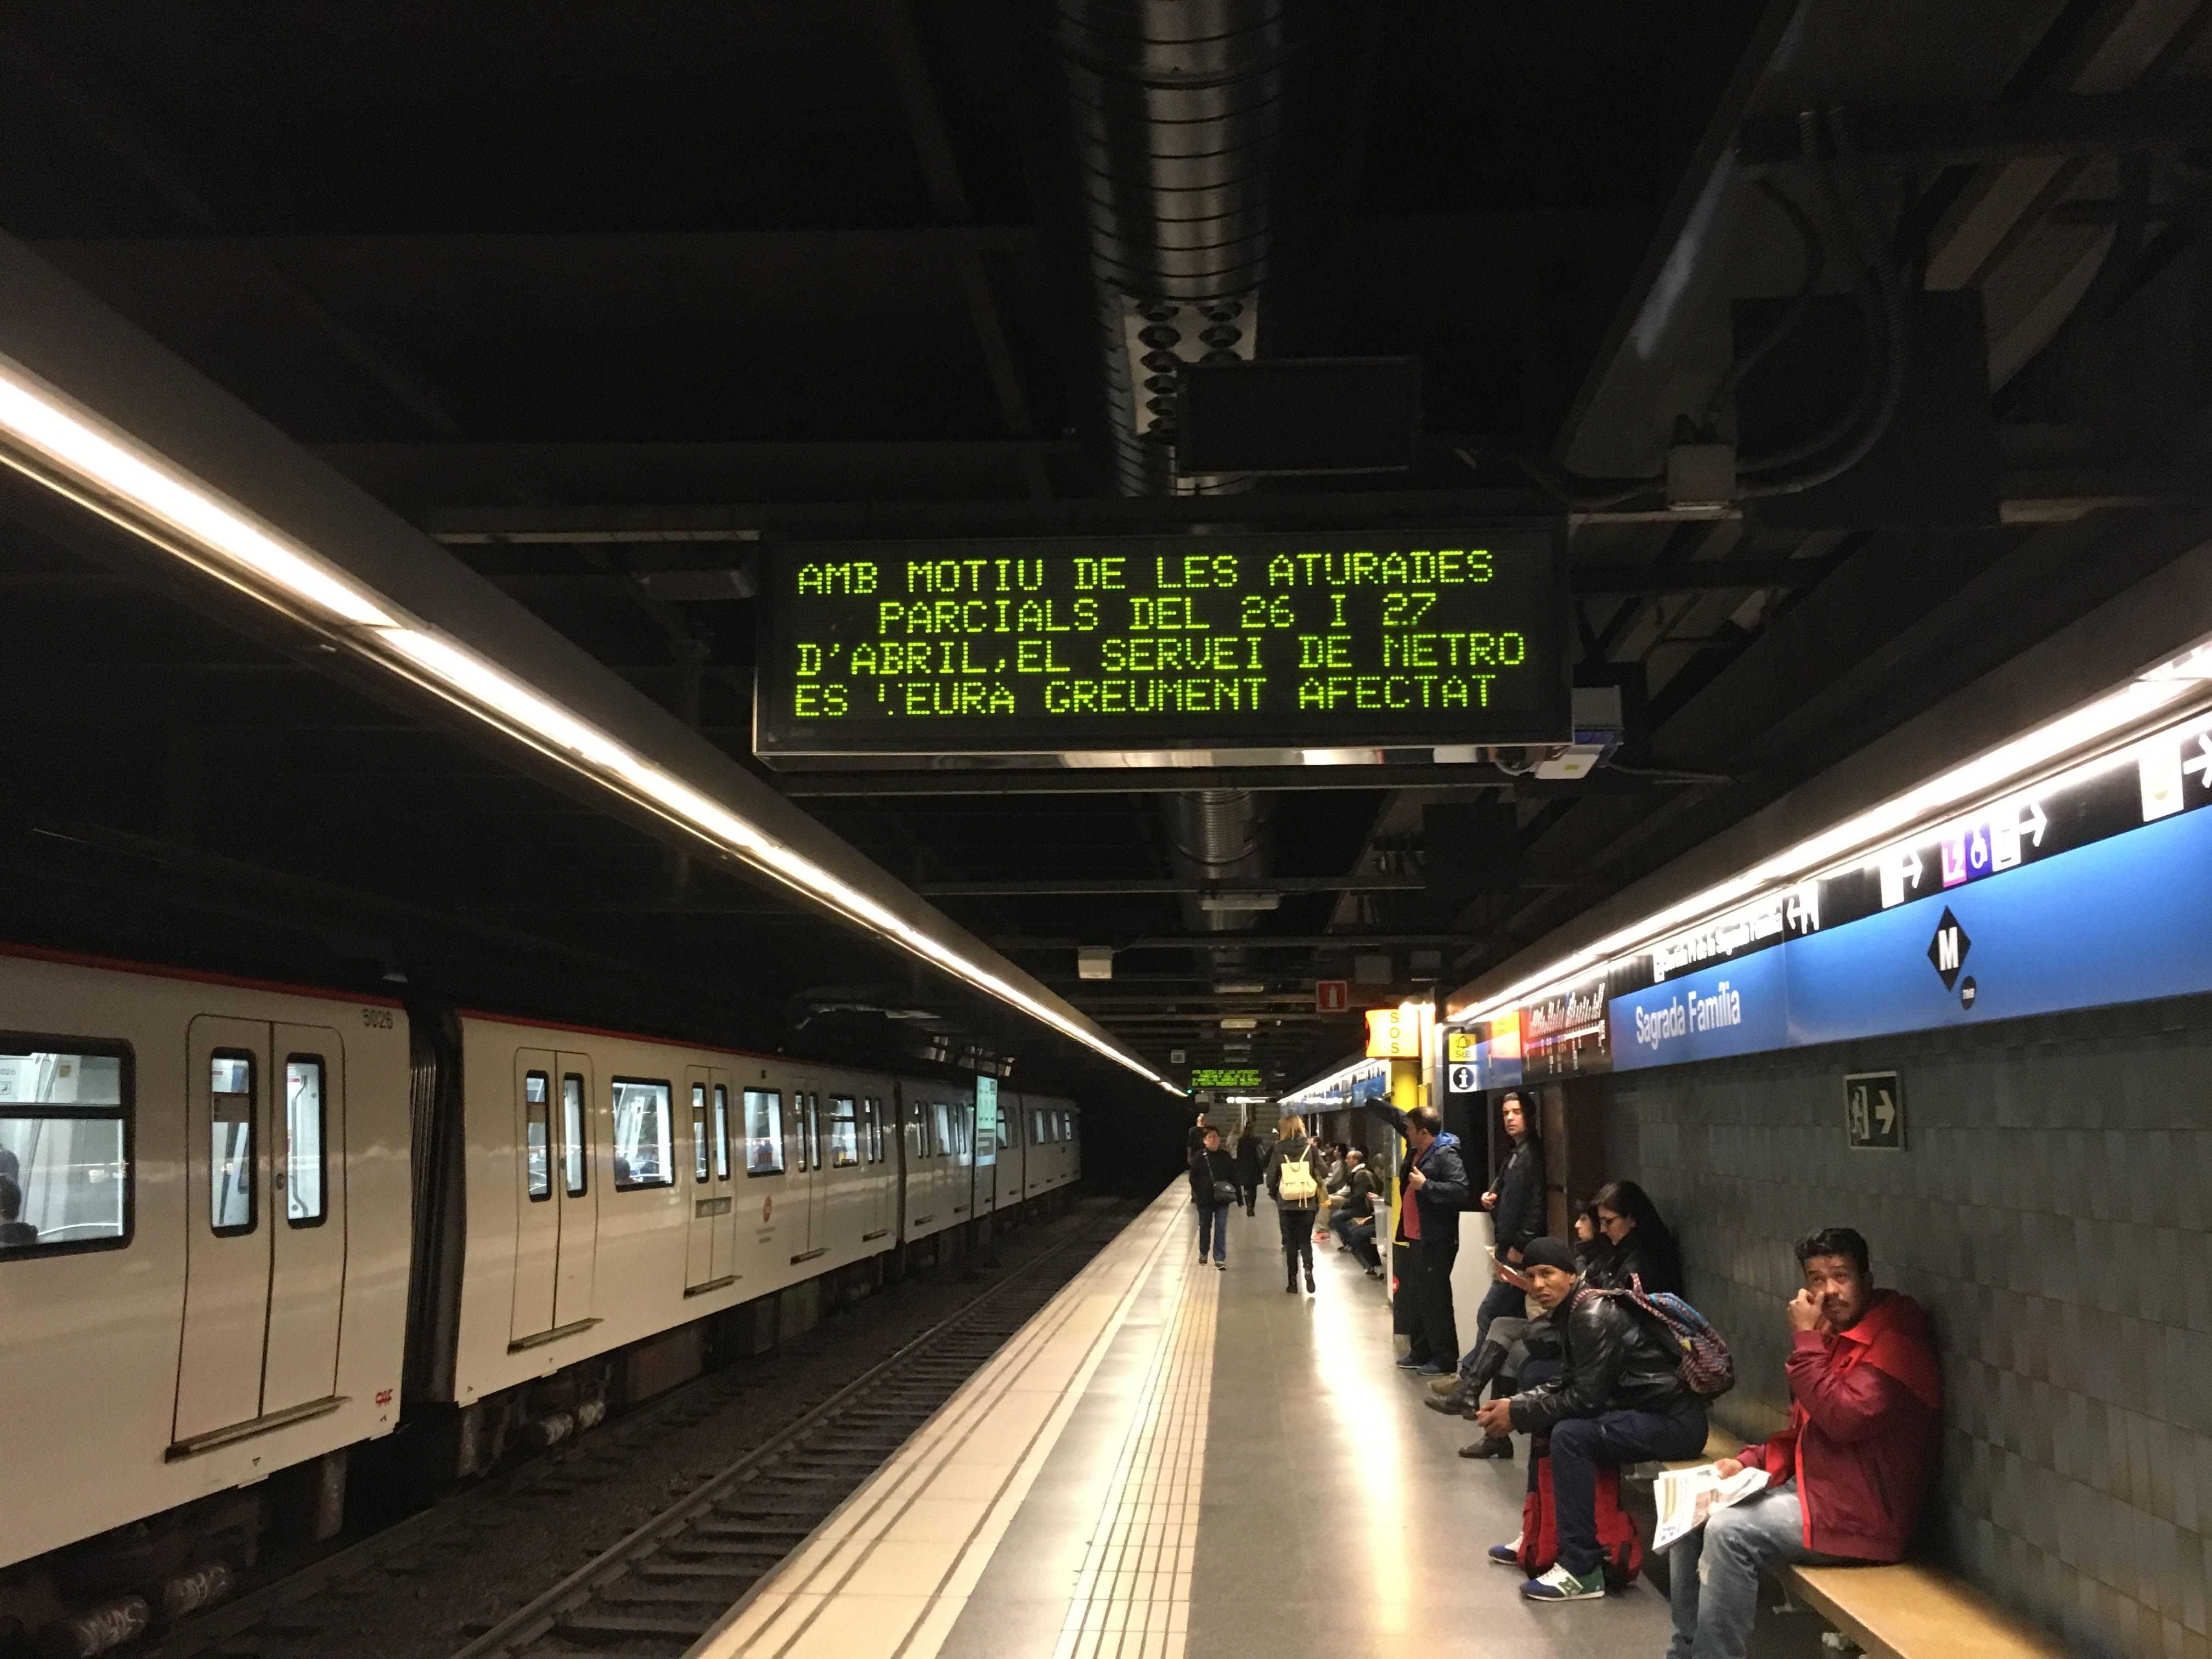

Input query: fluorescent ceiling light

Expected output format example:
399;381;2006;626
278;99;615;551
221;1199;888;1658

1218;1017;1259;1031
0;353;1181;1096
1212;980;1266;995
1199;891;1280;912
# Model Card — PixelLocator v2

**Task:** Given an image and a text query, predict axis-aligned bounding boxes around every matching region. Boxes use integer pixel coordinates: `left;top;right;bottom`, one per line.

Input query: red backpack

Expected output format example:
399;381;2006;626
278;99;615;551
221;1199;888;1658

1517;1438;1645;1587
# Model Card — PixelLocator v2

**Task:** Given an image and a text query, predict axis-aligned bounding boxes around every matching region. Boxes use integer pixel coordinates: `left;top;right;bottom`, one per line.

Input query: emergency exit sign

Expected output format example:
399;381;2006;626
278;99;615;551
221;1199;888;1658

1844;1071;1904;1151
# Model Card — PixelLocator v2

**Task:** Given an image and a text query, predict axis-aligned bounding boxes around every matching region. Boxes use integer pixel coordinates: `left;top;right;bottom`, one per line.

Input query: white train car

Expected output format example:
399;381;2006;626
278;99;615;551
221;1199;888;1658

0;945;1084;1651
0;947;414;1643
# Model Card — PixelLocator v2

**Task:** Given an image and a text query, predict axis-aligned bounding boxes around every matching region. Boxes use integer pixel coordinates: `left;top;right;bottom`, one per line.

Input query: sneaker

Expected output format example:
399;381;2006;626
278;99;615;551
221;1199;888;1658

1520;1564;1606;1602
1415;1362;1448;1375
1215;1260;1226;1270
1427;1372;1463;1397
1486;1537;1522;1567
1395;1355;1429;1370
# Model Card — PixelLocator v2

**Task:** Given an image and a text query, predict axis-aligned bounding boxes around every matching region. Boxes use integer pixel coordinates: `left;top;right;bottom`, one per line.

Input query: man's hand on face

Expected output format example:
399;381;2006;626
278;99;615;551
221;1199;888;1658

1471;1398;1514;1437
1787;1288;1825;1333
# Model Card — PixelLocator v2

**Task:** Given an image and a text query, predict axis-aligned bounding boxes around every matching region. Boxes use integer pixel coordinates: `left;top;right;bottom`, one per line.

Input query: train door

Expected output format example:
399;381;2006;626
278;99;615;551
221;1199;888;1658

510;1050;561;1345
789;1076;826;1260
684;1066;736;1294
262;1026;346;1414
709;1072;737;1283
554;1056;597;1328
177;1017;348;1446
862;1092;893;1243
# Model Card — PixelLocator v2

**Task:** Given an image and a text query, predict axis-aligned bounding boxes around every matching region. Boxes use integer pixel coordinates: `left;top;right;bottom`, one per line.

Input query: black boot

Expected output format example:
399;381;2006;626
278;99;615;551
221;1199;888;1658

1458;1436;1514;1460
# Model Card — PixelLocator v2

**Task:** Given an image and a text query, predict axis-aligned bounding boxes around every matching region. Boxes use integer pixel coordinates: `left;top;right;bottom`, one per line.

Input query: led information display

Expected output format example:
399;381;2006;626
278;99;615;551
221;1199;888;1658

755;532;1567;757
1188;1066;1263;1090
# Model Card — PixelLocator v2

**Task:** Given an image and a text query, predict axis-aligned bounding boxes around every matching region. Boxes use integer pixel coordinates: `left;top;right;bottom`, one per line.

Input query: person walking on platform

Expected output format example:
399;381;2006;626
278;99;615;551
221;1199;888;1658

1361;1099;1470;1372
1234;1121;1264;1215
1266;1113;1326;1294
1187;1126;1235;1270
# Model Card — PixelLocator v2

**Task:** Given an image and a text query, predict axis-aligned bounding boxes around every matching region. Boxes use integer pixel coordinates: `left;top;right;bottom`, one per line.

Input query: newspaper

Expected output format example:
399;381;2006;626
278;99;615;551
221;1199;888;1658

1651;1462;1770;1552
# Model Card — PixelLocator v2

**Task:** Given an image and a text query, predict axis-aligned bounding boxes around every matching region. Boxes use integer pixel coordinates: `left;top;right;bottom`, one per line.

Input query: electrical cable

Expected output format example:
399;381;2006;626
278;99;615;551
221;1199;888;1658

1741;107;1909;498
1700;176;1825;426
1738;110;1886;479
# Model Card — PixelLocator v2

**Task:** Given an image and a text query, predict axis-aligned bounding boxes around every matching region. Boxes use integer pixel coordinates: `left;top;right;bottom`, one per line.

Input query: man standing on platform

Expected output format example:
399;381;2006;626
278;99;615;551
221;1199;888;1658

1362;1100;1469;1373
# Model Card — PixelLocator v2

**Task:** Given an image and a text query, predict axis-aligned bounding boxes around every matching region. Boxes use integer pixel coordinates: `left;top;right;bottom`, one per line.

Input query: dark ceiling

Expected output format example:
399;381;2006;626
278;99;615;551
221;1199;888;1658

2;0;2208;1101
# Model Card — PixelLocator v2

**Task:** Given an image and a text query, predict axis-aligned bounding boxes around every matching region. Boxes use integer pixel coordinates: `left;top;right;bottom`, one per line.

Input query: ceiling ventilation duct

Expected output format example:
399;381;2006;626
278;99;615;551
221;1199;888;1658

1053;0;1296;940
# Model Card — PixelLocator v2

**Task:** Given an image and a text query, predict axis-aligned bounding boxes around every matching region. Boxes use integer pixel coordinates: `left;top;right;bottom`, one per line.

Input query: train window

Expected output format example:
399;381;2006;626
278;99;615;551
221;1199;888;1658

743;1089;783;1175
829;1096;859;1168
905;1099;924;1160
712;1085;730;1180
1059;1111;1071;1143
1031;1109;1046;1145
611;1079;673;1189
864;1097;883;1164
793;1093;810;1172
562;1075;588;1197
0;1041;132;1259
691;1084;710;1182
209;1052;256;1234
523;1071;552;1202
284;1058;327;1225
930;1102;951;1160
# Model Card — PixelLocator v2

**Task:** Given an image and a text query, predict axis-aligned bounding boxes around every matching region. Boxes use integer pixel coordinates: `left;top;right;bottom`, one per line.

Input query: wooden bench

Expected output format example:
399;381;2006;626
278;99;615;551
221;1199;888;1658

1628;1431;2066;1658
1782;1560;2067;1658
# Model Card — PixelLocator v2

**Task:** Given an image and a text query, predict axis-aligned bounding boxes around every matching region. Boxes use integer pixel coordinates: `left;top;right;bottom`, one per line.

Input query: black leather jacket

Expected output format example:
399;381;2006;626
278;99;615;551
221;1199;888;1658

1506;1288;1696;1433
1587;1227;1682;1296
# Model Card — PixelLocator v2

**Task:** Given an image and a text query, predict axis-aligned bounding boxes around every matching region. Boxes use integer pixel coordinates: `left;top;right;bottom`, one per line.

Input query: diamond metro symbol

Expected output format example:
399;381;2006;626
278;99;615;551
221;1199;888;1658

1927;906;1972;992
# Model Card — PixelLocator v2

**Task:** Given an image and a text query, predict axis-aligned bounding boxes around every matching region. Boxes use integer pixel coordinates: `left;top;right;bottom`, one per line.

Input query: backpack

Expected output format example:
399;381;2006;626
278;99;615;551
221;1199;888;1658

1275;1144;1318;1204
1519;1437;1644;1587
1590;1279;1735;1398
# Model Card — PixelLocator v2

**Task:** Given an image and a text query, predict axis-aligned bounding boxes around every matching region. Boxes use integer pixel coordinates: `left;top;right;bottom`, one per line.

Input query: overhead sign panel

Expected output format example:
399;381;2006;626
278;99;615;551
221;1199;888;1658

756;532;1568;758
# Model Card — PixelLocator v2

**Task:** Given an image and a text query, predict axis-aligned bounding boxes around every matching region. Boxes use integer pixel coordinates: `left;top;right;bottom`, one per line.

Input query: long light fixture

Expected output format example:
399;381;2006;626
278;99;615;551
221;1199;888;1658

1449;637;2212;1032
0;353;1183;1095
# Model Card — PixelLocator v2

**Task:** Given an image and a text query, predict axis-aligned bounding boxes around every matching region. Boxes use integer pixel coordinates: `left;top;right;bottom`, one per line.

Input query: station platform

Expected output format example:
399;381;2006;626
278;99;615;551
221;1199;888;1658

690;1184;1674;1659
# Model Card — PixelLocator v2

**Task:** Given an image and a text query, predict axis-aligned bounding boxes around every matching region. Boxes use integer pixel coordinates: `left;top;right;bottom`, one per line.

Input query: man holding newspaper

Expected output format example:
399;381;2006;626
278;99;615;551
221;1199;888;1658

1663;1227;1943;1659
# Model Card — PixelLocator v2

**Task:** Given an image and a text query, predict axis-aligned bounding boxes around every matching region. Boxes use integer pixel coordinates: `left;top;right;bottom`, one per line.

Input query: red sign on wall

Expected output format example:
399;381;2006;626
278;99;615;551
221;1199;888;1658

1316;979;1350;1013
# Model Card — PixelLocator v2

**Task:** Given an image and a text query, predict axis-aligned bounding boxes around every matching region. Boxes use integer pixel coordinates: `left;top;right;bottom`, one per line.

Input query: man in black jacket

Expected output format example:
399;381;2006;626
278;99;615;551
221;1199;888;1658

1470;1238;1708;1603
1234;1122;1264;1215
1361;1101;1470;1373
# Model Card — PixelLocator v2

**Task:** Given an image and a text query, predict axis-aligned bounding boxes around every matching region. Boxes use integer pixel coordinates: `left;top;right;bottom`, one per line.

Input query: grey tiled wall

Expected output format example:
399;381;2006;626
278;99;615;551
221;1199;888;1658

1600;990;2212;1659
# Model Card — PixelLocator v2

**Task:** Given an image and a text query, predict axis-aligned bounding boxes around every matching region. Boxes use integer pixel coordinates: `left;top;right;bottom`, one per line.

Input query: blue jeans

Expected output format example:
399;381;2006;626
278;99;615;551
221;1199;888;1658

1667;1486;1854;1659
1195;1203;1227;1263
1549;1406;1708;1577
1471;1273;1526;1356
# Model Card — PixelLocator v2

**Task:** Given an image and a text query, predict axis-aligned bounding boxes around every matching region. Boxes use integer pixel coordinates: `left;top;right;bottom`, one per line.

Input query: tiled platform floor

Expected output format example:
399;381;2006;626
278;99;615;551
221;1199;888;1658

689;1186;1676;1659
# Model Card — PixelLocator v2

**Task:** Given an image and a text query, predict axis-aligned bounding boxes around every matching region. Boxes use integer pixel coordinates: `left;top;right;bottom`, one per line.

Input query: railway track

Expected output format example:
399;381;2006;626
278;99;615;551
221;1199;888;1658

138;1203;1130;1659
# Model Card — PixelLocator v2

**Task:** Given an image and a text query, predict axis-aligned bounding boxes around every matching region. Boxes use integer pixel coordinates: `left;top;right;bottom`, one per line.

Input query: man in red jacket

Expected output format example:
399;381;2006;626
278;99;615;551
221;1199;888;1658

1666;1227;1942;1659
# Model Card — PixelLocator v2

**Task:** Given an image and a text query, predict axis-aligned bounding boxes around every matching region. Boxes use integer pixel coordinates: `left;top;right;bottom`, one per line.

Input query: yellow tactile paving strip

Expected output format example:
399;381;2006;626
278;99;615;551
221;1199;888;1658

1051;1246;1215;1659
685;1185;1198;1659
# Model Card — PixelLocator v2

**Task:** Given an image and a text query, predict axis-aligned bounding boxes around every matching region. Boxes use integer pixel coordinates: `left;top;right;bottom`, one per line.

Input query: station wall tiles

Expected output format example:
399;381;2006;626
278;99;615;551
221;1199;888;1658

1601;989;2212;1659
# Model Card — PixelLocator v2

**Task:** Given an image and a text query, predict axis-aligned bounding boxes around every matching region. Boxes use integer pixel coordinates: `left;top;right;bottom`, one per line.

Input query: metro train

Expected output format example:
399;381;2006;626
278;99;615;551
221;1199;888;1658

0;944;1081;1651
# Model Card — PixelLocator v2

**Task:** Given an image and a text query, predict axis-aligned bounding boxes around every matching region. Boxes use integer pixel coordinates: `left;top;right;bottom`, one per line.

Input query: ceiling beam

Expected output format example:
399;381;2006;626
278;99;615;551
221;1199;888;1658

1736;83;2212;171
917;875;1423;896
995;933;1471;952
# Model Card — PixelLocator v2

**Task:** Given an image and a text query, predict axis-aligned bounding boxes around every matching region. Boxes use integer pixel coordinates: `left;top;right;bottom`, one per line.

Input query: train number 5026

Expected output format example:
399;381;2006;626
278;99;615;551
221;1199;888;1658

362;1007;396;1029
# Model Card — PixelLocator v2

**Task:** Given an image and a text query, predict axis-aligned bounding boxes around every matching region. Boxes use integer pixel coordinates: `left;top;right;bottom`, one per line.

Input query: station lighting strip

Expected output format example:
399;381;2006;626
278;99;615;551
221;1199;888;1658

1448;635;2212;1035
0;355;1182;1095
